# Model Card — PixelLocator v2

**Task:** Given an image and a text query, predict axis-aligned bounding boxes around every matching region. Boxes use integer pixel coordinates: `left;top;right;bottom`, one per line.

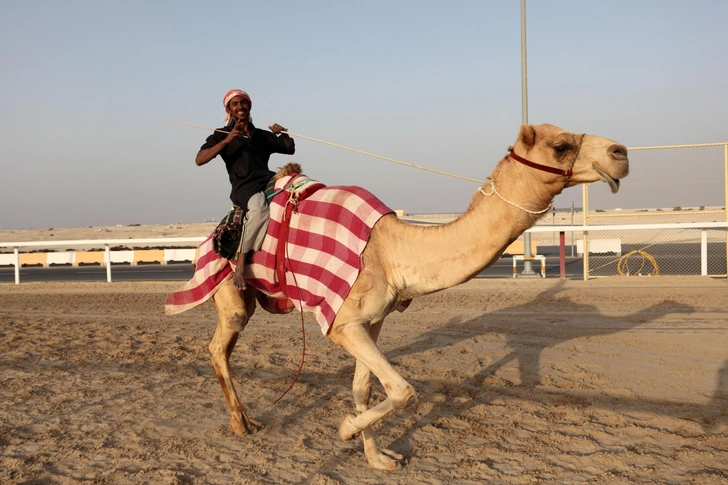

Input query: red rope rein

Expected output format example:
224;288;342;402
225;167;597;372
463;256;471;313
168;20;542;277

270;208;307;406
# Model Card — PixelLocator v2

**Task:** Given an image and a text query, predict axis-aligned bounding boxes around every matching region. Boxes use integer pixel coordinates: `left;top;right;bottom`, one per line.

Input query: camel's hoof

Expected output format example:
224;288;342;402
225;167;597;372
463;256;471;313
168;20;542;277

338;414;359;441
230;414;263;435
366;448;405;471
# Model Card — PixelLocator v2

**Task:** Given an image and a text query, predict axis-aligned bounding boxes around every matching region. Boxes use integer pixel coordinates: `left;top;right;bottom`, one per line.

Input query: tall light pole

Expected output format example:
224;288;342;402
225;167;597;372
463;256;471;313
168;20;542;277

521;0;529;125
521;0;536;275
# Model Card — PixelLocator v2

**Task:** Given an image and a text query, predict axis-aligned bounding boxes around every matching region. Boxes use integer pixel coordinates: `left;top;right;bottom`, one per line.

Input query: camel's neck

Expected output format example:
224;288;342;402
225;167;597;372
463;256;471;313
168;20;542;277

380;157;559;298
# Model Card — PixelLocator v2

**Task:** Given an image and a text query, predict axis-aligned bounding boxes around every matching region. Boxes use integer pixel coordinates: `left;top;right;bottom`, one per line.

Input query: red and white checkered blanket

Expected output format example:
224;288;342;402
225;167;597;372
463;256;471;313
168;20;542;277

165;174;394;334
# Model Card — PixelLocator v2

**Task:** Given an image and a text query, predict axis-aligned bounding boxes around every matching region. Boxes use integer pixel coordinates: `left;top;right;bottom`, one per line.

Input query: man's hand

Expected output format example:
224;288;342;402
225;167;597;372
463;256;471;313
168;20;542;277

196;120;250;166
228;119;250;142
268;123;287;134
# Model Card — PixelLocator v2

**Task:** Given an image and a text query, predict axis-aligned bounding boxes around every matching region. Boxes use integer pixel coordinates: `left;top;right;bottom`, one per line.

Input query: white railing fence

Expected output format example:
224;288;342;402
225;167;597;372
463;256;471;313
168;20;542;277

0;237;205;284
2;223;727;284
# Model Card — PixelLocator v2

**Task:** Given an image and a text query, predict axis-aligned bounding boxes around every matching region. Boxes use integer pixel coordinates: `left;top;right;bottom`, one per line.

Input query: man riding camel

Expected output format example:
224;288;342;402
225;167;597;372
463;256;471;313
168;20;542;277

195;89;295;290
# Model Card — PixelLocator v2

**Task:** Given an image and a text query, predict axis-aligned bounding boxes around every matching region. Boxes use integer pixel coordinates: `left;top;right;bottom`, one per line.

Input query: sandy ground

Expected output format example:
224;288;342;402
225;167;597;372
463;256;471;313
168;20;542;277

1;276;727;484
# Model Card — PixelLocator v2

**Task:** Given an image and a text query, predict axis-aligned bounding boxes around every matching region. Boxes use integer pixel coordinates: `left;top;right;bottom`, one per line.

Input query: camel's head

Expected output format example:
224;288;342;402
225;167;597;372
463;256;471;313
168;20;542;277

509;124;629;193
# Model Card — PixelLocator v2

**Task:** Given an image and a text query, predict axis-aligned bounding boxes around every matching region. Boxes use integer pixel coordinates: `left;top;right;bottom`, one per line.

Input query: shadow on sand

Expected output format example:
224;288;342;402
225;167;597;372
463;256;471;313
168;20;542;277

255;280;726;475
366;280;728;458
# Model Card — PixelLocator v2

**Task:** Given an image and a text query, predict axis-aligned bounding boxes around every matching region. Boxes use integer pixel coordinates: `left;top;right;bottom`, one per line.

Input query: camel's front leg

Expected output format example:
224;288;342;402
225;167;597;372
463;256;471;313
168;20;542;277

329;319;416;470
349;323;406;468
209;281;262;435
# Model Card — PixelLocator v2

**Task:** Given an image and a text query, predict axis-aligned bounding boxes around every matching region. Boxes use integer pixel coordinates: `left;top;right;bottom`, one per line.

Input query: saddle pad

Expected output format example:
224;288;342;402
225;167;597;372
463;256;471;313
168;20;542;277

163;236;295;317
246;174;393;333
165;175;393;335
163;234;233;315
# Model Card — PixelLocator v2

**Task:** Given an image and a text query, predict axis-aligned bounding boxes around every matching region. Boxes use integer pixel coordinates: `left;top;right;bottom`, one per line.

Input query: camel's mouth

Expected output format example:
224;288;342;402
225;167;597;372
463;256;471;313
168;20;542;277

593;163;621;193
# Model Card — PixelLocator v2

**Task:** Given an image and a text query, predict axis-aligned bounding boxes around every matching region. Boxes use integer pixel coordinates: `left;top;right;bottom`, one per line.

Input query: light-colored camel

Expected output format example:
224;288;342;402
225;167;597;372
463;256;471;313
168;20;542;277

207;123;629;470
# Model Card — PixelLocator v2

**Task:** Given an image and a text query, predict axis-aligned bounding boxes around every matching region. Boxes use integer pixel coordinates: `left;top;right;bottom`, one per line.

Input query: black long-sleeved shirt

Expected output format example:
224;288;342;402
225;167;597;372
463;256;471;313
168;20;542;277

201;122;295;209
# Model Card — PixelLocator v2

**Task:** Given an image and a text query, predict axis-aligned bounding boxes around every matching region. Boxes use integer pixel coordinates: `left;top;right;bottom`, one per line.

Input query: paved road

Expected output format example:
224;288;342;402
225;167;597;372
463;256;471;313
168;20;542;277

0;263;196;284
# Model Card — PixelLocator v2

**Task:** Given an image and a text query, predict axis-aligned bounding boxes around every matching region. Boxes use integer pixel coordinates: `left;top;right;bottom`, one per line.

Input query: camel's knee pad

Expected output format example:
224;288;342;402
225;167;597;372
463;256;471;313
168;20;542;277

226;312;248;333
391;384;417;409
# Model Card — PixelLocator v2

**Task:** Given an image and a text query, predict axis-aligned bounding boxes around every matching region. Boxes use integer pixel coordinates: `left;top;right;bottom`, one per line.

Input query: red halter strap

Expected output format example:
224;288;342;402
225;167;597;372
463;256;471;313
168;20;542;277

508;134;585;191
508;151;573;177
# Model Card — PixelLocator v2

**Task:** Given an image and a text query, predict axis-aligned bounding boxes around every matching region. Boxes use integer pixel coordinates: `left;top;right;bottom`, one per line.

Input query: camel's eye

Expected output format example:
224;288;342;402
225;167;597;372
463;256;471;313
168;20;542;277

554;144;571;154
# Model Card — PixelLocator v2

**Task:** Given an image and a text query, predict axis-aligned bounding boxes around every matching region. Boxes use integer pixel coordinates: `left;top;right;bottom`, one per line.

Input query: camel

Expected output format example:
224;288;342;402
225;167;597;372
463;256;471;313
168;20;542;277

207;123;629;470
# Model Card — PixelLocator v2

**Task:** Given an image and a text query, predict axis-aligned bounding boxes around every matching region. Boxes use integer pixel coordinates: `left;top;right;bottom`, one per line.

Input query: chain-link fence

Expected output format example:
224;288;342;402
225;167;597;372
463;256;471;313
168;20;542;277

575;225;726;278
582;143;727;277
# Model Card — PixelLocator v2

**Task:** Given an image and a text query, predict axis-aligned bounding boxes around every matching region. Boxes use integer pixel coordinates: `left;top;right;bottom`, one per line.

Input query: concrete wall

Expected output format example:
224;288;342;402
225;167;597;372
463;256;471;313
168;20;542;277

0;248;198;267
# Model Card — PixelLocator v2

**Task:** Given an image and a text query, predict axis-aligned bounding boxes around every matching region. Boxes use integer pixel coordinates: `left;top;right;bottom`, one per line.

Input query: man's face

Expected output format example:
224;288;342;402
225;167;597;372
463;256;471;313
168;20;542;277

227;96;251;122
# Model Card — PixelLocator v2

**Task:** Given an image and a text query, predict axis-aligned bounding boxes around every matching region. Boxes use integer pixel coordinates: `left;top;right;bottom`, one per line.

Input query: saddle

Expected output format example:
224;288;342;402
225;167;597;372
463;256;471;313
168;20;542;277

212;207;245;260
211;163;319;263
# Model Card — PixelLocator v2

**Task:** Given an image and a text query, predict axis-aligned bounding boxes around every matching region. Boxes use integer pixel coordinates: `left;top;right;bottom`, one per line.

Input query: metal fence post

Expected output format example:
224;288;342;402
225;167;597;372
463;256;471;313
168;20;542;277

559;231;566;278
105;244;112;283
724;143;728;279
701;230;708;276
582;185;589;280
570;201;575;257
14;247;19;285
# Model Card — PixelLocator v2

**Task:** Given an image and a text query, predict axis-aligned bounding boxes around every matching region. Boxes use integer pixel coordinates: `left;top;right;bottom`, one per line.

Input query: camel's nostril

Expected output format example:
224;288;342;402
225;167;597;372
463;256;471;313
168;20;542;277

611;144;628;160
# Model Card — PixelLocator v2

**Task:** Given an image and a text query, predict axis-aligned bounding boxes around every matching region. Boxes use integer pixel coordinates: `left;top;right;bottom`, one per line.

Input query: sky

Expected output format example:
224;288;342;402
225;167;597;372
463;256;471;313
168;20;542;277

1;0;727;230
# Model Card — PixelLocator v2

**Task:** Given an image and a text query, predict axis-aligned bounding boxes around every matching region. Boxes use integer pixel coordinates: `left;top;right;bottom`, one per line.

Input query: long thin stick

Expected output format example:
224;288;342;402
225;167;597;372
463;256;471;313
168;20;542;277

168;120;482;183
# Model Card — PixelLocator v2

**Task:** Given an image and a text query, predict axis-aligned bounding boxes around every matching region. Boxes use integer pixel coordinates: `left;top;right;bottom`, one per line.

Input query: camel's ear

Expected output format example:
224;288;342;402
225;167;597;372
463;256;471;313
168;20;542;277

517;124;537;151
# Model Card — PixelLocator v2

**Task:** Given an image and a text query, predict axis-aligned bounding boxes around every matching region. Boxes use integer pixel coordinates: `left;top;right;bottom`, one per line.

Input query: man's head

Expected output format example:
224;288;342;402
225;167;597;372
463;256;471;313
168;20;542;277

223;89;252;124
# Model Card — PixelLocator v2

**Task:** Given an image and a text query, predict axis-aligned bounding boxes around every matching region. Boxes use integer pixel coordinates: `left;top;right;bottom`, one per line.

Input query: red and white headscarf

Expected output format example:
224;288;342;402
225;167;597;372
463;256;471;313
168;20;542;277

223;89;251;123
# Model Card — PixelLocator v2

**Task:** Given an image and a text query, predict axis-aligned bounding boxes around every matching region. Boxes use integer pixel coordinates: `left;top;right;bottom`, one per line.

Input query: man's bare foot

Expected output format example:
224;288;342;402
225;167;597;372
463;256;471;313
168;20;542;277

233;263;247;290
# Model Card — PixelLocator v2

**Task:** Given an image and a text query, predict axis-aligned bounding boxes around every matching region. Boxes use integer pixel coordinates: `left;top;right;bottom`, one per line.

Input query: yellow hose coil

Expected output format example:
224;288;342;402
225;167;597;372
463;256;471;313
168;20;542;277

617;250;660;276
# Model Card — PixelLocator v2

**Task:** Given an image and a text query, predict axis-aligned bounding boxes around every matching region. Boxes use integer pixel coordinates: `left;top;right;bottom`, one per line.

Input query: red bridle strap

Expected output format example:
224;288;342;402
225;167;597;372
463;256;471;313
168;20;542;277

508;151;573;177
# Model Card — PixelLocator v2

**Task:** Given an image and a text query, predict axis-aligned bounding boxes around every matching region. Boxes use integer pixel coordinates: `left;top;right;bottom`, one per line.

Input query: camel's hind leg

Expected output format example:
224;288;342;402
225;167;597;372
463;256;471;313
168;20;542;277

209;281;262;435
329;319;416;470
